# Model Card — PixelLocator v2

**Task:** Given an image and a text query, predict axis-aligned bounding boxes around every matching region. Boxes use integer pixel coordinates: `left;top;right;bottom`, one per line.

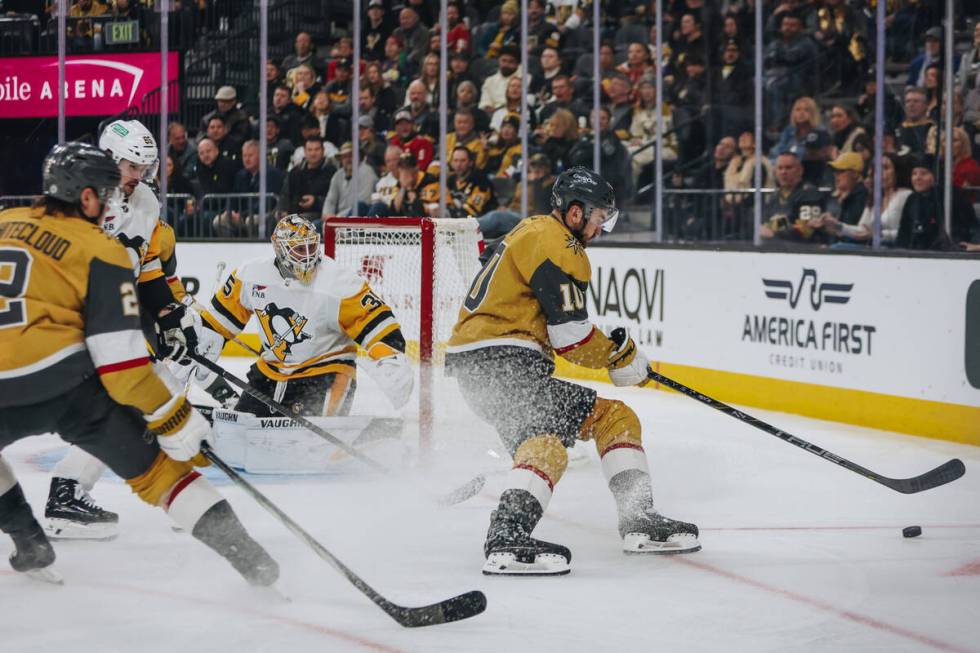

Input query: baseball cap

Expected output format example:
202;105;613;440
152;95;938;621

529;152;551;168
395;109;413;123
336;58;353;70
368;0;384;7
339;141;354;155
215;86;237;101
398;151;419;168
501;113;520;130
924;26;943;41
828;151;864;173
358;115;375;129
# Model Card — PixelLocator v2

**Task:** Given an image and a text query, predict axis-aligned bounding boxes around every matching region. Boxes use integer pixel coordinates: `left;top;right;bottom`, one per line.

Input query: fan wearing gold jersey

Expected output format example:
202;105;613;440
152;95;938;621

194;215;414;417
0;143;278;585
446;166;700;576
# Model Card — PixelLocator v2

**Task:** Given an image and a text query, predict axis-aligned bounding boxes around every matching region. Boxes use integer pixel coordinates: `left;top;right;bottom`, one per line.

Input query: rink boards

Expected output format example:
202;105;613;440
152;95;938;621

176;242;980;446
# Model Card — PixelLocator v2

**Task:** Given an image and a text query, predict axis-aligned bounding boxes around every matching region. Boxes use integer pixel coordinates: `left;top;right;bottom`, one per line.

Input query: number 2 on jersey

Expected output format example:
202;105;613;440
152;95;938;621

0;248;32;329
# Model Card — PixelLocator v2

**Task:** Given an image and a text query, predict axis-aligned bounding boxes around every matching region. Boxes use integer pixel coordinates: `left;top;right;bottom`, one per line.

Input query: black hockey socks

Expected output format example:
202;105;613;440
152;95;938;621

191;500;280;586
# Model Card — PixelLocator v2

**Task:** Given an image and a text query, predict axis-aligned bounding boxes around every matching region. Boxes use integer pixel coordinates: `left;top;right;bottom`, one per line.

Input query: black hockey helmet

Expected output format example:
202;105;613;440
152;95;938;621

42;142;120;204
550;166;619;233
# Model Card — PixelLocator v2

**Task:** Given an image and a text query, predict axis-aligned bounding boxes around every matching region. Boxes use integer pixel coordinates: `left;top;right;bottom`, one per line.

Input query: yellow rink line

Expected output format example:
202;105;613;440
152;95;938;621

223;336;979;446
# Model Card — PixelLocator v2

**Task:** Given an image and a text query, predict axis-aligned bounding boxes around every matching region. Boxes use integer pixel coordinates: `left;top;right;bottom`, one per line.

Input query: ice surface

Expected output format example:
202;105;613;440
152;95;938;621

1;357;978;652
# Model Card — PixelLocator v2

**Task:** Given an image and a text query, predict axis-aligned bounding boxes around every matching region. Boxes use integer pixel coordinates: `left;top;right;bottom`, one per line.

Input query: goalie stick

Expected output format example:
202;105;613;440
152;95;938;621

189;353;486;505
646;370;965;494
201;443;487;627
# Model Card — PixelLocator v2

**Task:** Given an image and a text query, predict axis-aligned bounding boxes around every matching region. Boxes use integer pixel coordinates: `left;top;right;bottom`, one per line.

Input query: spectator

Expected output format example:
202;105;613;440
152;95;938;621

282;31;325;73
834;152;912;246
944;127;980;194
391;152;439;217
266;60;286;100
445;108;488;170
534;108;579;173
673;54;708;163
359;86;391;136
365;61;400;115
569;107;631;200
480;45;522;114
811;0;868;94
628;78;679;185
323;142;379;218
67;0;107;47
363;0;395;61
958;22;980;95
402;79;440;138
725;131;775;198
764;11;818;129
617;42;655;88
326;36;359;82
669;13;707;79
199;86;251;144
760;151;826;243
290;115;338;169
479;0;520;59
810;152;869;243
204;115;243;169
719;12;748;61
309;90;345;147
897;87;935;155
906;27;954;88
381;35;416;93
417;53;441;107
290;63;321;111
478;152;555;241
676;136;738;239
453;81;491;134
271;84;303;144
856;77;903;135
537;74;588;124
489;76;531;134
444;146;497;218
165;153;195;197
440;2;472;55
213;140;285;238
359;115;386;169
923;63;943;122
529;47;564;107
109;0;140;21
713;39;753;137
896;156;958;250
167;122;196;178
188;138;237;236
448;52;477;106
393;6;429;66
265;117;295;172
828;104;867;158
280;137;336;220
770;96;830;161
324;58;354;116
388;108;436;171
367;144;404;214
526;0;560;56
606;74;634;139
486;113;522;177
930;92;969;156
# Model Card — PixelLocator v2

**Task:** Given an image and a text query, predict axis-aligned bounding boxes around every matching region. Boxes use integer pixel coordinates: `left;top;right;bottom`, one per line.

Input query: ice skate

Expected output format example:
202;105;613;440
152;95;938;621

482;489;571;576
9;521;63;585
619;508;701;554
44;478;119;541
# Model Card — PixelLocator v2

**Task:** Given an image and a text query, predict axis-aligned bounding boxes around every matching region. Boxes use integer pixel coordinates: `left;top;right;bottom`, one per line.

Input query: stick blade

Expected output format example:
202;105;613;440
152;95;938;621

389;590;487;628
437;475;486;507
884;458;966;494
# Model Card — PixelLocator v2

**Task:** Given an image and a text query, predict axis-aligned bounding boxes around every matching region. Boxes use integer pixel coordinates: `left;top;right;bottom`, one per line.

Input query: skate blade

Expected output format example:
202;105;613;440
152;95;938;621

250;584;292;604
623;532;701;555
44;518;118;541
482;552;570;576
24;566;64;585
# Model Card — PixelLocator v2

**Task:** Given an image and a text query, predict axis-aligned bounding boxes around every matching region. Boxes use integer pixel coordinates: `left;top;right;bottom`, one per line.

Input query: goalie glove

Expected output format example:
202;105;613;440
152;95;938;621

365;353;414;410
155;303;199;366
607;327;651;387
145;394;214;462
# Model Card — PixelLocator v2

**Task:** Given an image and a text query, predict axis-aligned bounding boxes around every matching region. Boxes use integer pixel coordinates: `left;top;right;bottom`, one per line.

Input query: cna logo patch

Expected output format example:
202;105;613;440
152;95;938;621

762;268;853;311
251;284;267;299
256;303;311;361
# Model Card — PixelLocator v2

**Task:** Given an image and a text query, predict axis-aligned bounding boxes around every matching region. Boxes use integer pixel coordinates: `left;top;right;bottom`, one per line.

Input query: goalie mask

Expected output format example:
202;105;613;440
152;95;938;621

99;119;159;188
551;166;619;237
272;215;321;284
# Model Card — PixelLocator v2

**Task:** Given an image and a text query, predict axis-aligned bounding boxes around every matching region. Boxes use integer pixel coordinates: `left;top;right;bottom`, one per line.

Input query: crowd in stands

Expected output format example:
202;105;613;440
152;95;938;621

4;0;980;251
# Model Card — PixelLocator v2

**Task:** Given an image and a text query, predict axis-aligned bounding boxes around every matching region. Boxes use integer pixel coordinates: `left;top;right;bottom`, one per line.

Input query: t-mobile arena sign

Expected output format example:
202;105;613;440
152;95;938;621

0;52;179;119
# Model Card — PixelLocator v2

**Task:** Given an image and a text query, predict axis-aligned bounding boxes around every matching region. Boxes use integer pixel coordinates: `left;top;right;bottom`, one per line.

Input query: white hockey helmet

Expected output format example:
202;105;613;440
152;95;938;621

272;214;321;284
99;119;159;184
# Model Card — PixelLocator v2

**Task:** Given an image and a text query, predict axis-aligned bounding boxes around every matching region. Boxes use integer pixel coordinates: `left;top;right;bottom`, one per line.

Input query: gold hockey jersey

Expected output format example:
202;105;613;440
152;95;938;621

448;214;617;368
201;255;403;382
0;206;173;413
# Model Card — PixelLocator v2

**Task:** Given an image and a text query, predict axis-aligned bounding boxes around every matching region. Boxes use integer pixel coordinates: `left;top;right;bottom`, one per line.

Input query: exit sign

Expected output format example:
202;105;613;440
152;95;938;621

105;21;139;45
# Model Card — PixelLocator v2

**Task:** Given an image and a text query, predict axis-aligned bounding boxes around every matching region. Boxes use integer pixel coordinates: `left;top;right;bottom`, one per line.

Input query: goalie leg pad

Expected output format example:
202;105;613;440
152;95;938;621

126;451;196;506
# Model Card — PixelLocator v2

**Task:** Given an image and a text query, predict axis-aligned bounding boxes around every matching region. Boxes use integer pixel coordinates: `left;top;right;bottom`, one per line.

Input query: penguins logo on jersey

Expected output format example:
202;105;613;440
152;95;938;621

257;303;312;361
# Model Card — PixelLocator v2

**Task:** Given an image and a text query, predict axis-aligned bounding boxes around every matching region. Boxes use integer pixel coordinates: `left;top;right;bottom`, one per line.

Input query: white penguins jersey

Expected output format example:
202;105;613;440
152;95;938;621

201;255;404;382
100;182;165;283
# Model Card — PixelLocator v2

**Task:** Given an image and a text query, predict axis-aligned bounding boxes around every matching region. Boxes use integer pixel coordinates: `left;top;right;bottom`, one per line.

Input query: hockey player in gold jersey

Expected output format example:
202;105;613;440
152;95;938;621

446;166;700;576
0;143;277;585
193;215;414;417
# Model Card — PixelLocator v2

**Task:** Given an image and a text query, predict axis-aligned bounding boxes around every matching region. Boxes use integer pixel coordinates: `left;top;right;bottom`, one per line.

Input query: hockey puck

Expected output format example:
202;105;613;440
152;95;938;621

902;526;922;538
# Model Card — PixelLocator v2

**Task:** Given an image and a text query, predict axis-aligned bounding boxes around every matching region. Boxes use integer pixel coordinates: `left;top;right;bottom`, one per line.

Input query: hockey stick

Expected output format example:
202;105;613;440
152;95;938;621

200;443;487;627
189;353;486;504
646;370;965;494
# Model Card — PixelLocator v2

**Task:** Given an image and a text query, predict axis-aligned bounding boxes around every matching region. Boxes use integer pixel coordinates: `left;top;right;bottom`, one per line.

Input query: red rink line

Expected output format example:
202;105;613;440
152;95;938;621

0;570;411;653
946;560;980;577
702;524;980;532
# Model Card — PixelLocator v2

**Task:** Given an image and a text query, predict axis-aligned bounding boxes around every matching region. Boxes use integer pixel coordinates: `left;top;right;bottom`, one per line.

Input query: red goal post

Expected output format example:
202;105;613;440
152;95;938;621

322;217;484;450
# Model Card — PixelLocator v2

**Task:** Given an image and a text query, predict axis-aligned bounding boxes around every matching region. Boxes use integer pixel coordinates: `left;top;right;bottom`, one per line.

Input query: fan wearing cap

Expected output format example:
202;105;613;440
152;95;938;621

486;113;522;177
387;109;435;171
907;26;959;88
389;151;440;217
199;86;251;145
445;167;700;576
364;0;395;61
324;57;353;110
808;151;869;243
897;154;980;250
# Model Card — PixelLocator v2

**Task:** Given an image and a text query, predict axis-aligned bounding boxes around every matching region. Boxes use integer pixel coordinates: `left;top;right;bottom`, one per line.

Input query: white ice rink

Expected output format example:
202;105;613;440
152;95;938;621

1;357;978;652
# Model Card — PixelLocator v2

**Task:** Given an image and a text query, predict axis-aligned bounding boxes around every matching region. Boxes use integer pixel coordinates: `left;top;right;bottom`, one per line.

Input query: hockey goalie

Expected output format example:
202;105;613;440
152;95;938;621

194;215;414;424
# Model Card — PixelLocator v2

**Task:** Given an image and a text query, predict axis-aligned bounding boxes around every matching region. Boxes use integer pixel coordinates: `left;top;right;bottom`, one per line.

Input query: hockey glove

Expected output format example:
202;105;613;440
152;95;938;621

204;376;240;409
145;394;214;462
365;353;414;410
191;324;227;387
156;303;199;366
607;327;651;387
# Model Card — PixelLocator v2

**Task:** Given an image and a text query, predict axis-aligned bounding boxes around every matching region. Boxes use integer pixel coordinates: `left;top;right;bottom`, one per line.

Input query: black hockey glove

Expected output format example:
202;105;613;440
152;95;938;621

204;376;240;409
155;302;199;366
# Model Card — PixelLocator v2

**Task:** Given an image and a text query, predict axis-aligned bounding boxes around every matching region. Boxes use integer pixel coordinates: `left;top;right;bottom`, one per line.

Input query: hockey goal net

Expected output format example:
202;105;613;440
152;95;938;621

323;217;484;451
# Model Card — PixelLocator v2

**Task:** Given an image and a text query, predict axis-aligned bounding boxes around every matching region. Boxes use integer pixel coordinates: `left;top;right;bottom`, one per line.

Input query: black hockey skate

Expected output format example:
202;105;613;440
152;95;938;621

44;477;119;541
9;520;62;584
482;489;571;576
609;469;700;554
192;501;279;586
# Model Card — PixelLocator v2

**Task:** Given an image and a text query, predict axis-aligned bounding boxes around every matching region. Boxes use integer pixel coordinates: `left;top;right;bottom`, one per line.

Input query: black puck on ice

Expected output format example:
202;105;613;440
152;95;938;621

902;525;922;538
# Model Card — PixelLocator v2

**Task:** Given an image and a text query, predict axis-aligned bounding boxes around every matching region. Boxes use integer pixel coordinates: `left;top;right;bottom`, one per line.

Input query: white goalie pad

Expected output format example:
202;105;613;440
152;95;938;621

211;410;404;474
